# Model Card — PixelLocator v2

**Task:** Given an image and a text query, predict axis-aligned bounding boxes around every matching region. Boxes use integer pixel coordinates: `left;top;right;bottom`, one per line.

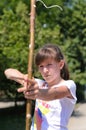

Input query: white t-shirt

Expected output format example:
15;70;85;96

31;79;77;130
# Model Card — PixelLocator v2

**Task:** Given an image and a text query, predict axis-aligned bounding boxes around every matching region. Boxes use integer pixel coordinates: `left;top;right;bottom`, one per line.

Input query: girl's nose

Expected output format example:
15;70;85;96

43;66;48;73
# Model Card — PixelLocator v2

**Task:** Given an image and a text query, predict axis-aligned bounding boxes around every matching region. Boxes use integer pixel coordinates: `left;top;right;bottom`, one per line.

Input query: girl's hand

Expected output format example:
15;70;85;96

17;78;40;100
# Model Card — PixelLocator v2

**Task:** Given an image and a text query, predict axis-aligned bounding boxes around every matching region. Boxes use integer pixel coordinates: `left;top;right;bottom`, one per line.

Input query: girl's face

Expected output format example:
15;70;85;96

38;58;64;87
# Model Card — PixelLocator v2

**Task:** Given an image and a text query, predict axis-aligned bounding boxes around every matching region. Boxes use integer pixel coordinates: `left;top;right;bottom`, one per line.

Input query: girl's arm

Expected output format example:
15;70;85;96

17;78;73;101
38;86;72;101
4;68;27;85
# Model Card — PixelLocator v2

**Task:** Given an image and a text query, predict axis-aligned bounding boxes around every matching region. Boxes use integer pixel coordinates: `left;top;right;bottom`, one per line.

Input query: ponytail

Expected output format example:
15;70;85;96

61;61;69;80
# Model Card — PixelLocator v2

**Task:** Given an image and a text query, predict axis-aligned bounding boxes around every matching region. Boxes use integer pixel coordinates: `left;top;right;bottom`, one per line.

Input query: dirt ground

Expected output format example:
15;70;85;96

68;103;86;130
0;102;86;130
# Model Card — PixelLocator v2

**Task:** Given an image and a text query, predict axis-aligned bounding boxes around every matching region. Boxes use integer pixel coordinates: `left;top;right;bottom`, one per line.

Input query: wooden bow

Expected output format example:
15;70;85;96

26;0;36;130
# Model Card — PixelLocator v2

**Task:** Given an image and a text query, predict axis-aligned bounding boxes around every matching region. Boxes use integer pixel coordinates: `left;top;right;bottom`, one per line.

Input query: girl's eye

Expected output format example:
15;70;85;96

39;65;43;68
39;64;53;70
47;64;52;67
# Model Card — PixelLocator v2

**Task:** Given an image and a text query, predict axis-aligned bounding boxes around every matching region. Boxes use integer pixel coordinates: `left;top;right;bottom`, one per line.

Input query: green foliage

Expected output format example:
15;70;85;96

0;1;29;71
0;0;86;101
0;1;29;98
57;1;86;85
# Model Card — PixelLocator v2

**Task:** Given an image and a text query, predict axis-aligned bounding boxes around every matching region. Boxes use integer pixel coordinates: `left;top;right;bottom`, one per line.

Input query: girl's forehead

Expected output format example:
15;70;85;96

39;58;56;65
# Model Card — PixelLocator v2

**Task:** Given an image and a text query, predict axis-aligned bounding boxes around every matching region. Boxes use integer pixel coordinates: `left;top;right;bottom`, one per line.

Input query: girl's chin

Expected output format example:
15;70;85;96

45;79;53;85
44;77;51;82
43;76;54;83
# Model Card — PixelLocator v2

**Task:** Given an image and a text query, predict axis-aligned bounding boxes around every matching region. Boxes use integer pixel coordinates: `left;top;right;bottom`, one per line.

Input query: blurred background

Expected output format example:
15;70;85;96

0;0;86;130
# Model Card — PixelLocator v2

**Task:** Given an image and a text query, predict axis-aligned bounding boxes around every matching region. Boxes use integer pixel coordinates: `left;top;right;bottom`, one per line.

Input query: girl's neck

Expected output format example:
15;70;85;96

48;77;64;88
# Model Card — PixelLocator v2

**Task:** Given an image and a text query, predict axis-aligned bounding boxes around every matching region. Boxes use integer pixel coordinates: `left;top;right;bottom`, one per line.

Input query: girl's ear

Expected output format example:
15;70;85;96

59;60;64;70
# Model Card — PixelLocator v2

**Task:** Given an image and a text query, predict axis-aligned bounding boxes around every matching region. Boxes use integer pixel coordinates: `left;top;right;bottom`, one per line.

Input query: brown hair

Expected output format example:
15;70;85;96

35;44;69;80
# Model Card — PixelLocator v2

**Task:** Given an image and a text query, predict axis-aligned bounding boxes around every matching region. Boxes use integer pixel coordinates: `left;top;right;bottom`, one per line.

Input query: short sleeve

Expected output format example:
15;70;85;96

65;80;77;103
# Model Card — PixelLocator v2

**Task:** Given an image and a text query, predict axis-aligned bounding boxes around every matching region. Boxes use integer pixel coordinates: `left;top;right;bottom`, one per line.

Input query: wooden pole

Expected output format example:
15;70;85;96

26;0;36;130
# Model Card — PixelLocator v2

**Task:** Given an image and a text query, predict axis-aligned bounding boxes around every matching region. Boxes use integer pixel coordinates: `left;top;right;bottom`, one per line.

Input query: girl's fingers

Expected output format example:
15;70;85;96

27;78;36;84
17;78;36;92
24;90;37;100
17;86;26;93
17;77;39;101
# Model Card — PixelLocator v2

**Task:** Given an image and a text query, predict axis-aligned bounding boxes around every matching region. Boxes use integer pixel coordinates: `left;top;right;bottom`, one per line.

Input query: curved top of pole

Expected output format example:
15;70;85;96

36;0;63;11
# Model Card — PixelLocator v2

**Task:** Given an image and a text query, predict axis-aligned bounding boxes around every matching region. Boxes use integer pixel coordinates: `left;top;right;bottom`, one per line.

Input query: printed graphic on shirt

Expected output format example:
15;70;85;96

34;100;50;129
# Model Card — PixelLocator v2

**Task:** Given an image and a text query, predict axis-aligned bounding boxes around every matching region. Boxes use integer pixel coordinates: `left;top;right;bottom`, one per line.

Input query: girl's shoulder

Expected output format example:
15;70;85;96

56;79;76;89
55;79;76;88
64;80;76;86
63;80;76;93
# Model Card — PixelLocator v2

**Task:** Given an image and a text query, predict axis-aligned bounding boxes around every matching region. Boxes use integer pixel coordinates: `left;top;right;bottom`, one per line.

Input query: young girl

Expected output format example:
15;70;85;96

5;44;77;130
